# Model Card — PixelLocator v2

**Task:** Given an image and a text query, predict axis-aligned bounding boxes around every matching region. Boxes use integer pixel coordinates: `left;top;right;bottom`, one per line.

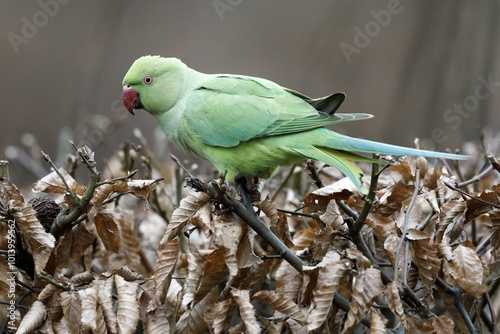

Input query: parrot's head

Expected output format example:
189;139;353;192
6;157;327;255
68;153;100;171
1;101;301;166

122;56;187;115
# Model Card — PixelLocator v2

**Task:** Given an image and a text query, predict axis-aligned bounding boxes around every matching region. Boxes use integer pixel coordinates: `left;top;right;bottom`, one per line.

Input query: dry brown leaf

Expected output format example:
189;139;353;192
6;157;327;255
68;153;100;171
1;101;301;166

106;266;144;282
205;299;232;334
292;227;317;250
213;216;242;276
319;199;345;230
231;288;260;334
115;208;142;272
383;234;410;271
377;183;415;216
115;274;140;334
465;190;498;223
384;282;406;328
46;290;63;322
275;262;304;302
91;180;128;207
161;191;211;242
389;158;414;182
32;167;85;196
70;271;95;284
253;290;306;325
38;283;59;304
79;286;98;331
146;306;170;334
193;247;229;305
0;179;24;204
181;245;206;309
424;189;440;213
407;315;435;333
127;179;158;200
432;315;455;334
94;303;108;334
306;251;350;331
423;166;444;189
94;210;121;253
235;224;261;270
304;182;354;212
150;238;179;310
448;244;489;297
12;199;55;274
435;199;465;243
55;222;95;268
50;316;70;333
257;198;294;248
366;212;397;245
60;290;82;333
395;196;423;231
311;225;335;261
369;308;388;334
258;316;280;334
16;300;46;334
342;268;384;333
411;236;440;308
256;196;279;225
96;277;117;333
176;287;218;334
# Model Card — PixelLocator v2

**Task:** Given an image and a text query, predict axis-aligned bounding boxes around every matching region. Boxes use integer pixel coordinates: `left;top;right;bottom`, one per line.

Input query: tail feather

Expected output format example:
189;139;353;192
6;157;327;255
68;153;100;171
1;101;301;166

293;147;368;193
328;133;468;160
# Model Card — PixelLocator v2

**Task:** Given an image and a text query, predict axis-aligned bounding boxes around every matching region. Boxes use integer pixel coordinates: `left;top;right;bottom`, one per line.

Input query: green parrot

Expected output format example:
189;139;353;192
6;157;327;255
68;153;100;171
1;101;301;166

122;55;467;192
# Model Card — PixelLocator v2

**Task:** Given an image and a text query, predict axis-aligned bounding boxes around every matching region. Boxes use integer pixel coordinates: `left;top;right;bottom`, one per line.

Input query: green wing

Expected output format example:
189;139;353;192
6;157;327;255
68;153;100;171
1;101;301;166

184;75;371;147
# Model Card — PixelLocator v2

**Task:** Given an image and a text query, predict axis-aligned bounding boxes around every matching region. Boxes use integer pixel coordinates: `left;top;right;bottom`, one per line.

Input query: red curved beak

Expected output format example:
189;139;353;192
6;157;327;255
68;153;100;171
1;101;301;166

122;85;140;115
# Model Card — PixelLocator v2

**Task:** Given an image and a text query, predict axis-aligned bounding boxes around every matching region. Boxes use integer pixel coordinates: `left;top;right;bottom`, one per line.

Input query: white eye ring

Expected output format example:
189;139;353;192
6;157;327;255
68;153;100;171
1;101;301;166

143;76;153;85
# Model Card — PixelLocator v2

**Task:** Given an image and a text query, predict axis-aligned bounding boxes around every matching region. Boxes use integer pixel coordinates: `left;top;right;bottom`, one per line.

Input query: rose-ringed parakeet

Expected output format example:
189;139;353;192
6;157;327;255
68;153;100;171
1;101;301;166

122;56;467;192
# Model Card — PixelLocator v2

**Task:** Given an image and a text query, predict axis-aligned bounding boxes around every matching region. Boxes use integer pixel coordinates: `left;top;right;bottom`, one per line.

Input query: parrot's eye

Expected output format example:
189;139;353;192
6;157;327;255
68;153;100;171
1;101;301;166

143;76;153;85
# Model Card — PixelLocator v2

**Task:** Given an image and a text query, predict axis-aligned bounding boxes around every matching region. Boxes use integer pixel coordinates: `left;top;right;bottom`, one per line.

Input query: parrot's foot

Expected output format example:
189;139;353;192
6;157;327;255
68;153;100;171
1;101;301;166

186;177;207;192
235;176;261;217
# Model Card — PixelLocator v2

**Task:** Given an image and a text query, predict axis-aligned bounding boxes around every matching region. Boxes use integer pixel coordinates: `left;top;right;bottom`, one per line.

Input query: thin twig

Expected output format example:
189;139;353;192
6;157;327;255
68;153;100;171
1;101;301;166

276;208;317;219
455;164;493;188
170;154;194;178
306;160;325;188
96;169;138;187
394;168;420;283
435;278;478;334
39;272;72;291
488;155;500;173
483;291;498;334
42;151;78;204
444;182;500;209
337;200;359;220
416;210;434;231
475;234;492;256
350;158;380;235
270;164;297;202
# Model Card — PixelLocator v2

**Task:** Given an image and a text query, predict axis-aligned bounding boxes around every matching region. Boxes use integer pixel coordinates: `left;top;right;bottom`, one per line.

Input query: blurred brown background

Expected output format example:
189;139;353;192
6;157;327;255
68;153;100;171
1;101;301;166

1;1;499;185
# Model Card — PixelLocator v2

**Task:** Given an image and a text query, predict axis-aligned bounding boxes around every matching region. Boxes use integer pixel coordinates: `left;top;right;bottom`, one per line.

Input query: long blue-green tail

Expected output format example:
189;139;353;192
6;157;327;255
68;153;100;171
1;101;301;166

326;132;468;160
293;130;467;193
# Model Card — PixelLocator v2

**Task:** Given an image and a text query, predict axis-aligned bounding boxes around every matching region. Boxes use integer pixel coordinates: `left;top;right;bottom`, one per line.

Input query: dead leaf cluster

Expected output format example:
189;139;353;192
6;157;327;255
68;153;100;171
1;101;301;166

0;143;499;334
